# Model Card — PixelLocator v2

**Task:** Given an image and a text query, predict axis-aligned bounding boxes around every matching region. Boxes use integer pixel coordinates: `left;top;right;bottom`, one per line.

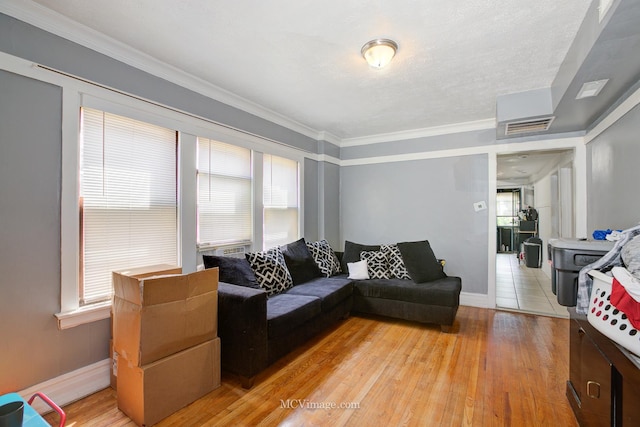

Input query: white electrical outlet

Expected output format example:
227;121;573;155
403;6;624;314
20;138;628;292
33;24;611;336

473;201;487;212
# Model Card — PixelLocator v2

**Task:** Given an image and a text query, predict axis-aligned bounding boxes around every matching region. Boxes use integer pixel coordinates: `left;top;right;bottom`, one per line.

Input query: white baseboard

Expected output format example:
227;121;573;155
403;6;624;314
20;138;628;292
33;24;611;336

460;291;490;308
19;358;110;414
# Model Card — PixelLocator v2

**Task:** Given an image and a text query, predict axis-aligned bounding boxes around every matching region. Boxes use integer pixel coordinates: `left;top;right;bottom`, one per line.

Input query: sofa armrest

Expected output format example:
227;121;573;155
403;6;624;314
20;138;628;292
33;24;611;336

217;282;268;381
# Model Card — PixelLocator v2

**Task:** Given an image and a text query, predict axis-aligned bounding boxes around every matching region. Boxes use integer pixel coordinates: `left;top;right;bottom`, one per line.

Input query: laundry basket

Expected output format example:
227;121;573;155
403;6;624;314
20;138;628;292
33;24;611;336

587;270;640;356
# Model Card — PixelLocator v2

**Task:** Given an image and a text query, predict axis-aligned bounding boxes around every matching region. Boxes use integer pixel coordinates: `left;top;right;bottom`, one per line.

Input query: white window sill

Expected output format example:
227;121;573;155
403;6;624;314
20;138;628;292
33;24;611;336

55;301;111;330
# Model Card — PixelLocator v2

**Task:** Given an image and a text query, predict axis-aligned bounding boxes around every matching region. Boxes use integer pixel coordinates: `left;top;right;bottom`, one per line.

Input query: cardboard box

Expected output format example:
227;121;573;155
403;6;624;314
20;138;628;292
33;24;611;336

112;266;218;366
117;338;221;426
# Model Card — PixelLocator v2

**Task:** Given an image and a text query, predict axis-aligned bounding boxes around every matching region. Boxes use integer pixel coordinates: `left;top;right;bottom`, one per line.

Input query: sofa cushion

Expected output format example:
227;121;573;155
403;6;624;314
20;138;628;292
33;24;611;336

342;240;381;272
360;250;390;279
381;244;411;280
267;294;322;338
246;247;293;296
397;240;446;283
306;239;342;277
202;255;260;289
281;238;323;285
286;276;353;311
353;277;461;307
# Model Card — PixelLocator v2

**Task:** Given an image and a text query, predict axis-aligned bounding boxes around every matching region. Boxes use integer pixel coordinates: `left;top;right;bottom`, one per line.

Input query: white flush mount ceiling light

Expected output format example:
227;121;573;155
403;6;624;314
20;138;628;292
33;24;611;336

361;39;398;69
576;79;609;99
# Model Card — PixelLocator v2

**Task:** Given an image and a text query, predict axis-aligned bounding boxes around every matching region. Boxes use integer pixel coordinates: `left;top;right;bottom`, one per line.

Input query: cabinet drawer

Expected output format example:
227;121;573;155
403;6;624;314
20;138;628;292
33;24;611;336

569;319;613;427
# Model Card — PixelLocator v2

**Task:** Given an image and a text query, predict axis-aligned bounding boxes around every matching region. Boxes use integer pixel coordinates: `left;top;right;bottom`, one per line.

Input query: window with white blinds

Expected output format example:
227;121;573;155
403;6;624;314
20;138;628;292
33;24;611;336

197;137;252;246
263;154;299;250
79;108;178;305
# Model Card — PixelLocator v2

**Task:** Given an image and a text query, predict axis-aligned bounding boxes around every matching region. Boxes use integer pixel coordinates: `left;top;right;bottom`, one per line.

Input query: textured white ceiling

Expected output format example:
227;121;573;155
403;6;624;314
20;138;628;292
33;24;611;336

497;149;573;184
29;0;591;139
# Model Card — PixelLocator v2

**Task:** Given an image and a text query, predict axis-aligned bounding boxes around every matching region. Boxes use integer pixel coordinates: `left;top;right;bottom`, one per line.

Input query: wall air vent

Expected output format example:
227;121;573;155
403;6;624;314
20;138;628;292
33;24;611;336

505;117;555;136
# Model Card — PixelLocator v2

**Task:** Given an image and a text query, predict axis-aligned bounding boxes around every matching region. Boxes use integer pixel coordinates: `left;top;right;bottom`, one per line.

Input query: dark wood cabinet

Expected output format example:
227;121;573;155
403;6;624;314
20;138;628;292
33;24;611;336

568;308;640;426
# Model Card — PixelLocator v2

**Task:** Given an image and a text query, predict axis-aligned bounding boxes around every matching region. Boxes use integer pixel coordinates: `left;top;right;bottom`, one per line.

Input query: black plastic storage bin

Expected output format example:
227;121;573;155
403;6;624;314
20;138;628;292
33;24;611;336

524;237;542;268
548;238;614;306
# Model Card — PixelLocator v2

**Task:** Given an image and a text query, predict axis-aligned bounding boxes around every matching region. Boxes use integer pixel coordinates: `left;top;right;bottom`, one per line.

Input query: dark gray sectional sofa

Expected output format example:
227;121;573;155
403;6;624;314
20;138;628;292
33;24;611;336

206;239;462;388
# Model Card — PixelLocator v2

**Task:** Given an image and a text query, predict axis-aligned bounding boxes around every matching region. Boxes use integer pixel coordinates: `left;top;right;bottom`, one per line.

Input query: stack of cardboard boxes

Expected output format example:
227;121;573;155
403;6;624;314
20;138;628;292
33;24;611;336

111;265;220;426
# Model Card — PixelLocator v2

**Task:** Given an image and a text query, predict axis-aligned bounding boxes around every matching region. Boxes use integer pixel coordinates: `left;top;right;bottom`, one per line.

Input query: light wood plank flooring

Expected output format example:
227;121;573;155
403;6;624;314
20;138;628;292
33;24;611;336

45;306;577;426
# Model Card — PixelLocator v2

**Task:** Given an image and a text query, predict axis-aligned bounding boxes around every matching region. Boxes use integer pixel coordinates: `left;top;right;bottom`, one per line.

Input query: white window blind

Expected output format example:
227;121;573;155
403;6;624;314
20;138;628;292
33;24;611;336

263;154;299;250
197;137;252;246
80;108;178;304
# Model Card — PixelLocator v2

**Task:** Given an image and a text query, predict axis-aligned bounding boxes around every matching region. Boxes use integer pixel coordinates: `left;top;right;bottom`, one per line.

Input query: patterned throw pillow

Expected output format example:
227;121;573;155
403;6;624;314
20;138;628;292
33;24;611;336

381;244;411;280
306;239;342;277
245;247;293;296
360;250;390;279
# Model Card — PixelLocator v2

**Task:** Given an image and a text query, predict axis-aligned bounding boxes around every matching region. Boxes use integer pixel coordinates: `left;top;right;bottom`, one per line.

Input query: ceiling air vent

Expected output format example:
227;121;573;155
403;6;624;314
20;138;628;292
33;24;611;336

505;117;555;136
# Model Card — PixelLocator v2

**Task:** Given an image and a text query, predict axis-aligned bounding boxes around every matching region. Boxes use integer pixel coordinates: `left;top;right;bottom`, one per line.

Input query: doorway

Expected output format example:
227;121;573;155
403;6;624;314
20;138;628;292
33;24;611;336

494;149;575;318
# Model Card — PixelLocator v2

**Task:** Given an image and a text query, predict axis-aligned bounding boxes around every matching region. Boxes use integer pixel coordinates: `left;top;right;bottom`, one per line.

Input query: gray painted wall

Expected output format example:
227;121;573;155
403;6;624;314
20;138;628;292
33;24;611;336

303;159;341;248
322;162;341;248
318;140;341;158
587;102;640;231
0;71;110;391
304;158;320;241
340;155;489;294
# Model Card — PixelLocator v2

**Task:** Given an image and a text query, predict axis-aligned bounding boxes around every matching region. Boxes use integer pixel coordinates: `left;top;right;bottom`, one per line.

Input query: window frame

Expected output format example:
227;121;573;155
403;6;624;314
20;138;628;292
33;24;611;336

58;94;194;328
262;154;301;250
196;137;254;249
78;107;180;305
56;90;306;329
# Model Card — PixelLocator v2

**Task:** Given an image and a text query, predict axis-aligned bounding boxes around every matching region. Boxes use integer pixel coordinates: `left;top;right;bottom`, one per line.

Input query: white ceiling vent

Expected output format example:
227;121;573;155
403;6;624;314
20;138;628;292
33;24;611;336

505;117;555;136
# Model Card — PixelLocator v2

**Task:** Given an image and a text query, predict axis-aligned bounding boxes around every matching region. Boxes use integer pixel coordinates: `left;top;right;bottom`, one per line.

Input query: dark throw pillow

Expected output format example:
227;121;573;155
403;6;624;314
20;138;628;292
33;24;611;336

342;240;381;273
281;238;323;285
202;255;259;289
397;240;446;284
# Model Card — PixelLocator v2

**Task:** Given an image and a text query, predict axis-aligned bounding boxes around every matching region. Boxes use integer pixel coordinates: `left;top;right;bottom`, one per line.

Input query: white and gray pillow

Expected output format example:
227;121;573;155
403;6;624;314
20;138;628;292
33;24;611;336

381;244;411;280
306;239;342;277
360;250;390;279
245;247;293;296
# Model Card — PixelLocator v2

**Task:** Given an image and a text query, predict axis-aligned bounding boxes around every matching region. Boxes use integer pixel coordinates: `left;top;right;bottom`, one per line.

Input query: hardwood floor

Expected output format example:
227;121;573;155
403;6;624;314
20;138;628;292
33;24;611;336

45;306;578;426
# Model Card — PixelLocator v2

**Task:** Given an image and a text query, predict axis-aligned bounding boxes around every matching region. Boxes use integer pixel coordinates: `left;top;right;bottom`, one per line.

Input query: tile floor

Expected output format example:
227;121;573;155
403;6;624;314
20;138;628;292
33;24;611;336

495;253;569;318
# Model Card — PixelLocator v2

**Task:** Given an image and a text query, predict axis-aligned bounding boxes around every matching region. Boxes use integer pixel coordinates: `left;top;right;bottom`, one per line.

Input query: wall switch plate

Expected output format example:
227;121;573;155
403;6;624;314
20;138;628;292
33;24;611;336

473;201;487;212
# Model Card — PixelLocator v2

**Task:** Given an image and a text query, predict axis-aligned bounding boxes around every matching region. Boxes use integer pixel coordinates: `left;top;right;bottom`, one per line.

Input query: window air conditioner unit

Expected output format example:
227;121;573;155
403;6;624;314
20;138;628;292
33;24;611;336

214;245;247;258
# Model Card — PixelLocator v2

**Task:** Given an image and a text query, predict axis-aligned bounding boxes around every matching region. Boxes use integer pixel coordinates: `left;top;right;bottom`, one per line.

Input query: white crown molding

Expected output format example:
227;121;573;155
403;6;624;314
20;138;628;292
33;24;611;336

317;130;342;146
340;118;496;147
7;0;633;155
315;154;341;166
0;0;323;141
